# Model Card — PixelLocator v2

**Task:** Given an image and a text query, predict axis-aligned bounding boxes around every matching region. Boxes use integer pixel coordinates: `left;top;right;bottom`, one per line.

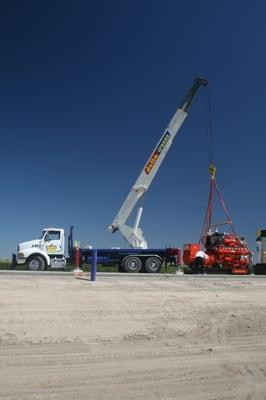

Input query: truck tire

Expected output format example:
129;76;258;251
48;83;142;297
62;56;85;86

123;256;142;273
144;257;162;273
27;255;46;271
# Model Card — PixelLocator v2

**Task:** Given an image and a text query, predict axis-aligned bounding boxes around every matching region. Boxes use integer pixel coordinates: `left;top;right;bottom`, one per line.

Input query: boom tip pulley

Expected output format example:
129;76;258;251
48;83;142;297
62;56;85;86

195;75;208;86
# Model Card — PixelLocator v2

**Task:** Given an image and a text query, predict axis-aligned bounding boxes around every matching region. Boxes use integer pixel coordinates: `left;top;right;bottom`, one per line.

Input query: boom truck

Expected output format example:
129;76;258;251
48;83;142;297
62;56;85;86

16;76;207;272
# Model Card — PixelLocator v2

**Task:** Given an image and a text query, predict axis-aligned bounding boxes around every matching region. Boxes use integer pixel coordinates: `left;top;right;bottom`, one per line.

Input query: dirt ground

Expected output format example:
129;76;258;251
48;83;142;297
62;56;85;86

1;272;266;400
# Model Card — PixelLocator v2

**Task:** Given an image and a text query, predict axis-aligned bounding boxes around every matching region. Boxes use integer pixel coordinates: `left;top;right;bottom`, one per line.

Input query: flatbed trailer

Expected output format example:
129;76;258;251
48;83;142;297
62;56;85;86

76;247;180;273
69;228;181;273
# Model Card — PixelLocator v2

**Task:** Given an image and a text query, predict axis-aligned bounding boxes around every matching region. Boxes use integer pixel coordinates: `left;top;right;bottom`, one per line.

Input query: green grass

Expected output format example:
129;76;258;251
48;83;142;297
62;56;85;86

0;260;13;269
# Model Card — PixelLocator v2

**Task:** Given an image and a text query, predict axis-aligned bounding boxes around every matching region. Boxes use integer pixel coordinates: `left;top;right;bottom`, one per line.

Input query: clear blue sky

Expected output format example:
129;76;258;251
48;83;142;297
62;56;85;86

0;0;265;258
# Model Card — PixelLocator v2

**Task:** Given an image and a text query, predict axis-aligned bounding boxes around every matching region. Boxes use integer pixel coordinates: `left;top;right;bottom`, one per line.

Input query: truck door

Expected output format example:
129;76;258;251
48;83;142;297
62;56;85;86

44;230;63;255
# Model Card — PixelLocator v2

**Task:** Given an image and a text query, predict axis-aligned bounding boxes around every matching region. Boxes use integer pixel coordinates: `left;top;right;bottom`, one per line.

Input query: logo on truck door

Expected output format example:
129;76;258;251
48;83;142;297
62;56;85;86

46;244;57;253
145;131;170;174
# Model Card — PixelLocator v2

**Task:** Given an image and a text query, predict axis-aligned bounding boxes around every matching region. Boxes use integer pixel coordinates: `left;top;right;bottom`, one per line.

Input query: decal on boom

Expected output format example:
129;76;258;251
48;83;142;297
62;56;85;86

145;132;170;175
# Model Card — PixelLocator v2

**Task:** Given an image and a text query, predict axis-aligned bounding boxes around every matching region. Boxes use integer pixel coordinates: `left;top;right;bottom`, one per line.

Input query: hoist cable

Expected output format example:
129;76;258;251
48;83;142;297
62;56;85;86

200;86;237;242
206;88;215;163
204;88;215;165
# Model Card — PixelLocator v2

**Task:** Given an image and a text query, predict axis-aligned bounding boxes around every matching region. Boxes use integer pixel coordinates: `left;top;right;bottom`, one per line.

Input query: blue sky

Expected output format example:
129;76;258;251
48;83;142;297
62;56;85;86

0;0;265;258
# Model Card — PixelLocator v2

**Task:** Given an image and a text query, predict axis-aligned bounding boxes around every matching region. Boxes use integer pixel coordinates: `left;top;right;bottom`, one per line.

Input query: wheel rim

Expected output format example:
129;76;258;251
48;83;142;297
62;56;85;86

129;259;139;271
29;259;40;270
147;258;160;272
150;261;158;271
125;257;141;272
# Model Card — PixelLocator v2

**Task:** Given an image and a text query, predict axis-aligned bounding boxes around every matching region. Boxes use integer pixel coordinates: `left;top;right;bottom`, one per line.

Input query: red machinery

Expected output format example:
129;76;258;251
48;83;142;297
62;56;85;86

183;164;252;274
206;232;251;274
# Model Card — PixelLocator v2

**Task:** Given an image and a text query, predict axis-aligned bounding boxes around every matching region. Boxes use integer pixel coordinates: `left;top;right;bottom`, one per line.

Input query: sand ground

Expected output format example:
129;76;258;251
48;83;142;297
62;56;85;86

0;272;266;400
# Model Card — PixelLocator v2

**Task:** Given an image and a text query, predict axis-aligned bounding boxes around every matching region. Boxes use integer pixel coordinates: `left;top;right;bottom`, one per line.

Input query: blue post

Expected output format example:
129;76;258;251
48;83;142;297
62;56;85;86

91;249;97;281
11;254;17;270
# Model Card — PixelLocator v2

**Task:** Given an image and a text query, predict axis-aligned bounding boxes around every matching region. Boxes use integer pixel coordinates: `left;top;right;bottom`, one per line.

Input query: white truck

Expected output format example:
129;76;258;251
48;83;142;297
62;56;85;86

16;76;208;272
17;227;67;270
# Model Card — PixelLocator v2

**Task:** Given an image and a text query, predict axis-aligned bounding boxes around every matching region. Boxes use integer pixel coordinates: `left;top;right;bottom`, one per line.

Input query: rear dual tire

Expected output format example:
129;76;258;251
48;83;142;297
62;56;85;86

144;257;161;273
123;256;142;273
122;256;162;273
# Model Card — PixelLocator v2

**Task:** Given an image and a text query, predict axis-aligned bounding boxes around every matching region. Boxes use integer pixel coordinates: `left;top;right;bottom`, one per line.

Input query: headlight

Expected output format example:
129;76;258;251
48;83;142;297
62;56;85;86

17;252;25;259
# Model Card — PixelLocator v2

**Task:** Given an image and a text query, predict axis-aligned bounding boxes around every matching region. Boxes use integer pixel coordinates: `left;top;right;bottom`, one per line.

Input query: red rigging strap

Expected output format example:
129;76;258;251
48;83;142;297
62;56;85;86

214;180;236;236
200;164;237;244
200;178;214;243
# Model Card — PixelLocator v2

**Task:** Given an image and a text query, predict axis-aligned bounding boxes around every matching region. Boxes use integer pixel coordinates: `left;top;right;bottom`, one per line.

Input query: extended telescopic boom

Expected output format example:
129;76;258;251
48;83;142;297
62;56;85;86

109;76;208;249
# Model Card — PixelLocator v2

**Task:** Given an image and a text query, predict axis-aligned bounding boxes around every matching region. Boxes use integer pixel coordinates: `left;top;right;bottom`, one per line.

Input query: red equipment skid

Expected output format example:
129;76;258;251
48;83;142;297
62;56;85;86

183;233;252;274
204;232;251;274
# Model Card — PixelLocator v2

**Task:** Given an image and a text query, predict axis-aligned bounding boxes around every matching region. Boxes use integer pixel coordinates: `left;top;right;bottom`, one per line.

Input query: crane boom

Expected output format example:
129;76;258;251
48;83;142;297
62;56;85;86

109;76;208;249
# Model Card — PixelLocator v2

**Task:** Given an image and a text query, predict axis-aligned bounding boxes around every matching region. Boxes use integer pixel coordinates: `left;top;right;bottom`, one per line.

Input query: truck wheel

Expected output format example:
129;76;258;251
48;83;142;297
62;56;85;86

144;257;162;273
123;256;142;273
27;255;46;271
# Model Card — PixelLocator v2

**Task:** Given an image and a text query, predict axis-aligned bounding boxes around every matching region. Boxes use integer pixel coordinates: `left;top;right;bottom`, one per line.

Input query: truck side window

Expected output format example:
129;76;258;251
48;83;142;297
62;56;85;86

46;231;60;241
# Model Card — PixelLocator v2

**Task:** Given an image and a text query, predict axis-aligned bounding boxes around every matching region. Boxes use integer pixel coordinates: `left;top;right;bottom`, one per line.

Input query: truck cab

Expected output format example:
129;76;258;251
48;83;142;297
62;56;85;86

17;228;66;270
